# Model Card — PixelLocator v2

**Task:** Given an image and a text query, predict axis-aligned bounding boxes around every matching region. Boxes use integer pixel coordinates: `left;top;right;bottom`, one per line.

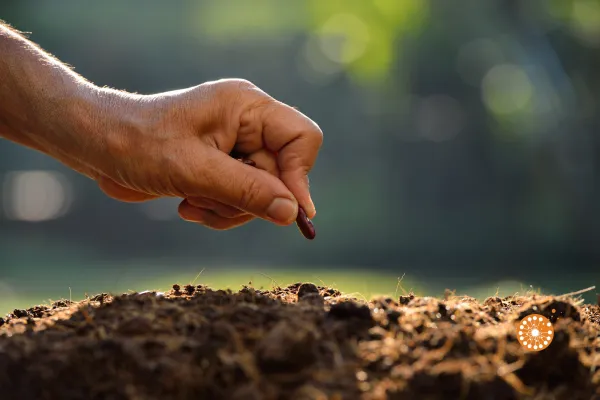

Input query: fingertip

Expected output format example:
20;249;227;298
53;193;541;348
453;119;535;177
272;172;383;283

303;189;316;219
304;200;316;219
178;199;203;222
204;151;298;223
266;197;298;226
279;171;315;219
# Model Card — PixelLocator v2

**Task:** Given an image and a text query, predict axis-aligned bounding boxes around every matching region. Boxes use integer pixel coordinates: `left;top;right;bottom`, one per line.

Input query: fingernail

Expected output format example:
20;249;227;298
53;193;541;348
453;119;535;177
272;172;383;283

267;198;297;224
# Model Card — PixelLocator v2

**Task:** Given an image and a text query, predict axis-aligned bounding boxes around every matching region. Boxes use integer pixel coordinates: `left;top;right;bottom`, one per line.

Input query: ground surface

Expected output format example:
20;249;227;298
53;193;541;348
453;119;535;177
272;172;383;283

0;283;599;400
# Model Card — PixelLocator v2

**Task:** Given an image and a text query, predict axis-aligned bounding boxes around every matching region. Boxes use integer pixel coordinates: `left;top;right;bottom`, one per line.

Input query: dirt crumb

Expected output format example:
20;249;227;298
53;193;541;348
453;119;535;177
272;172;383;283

298;282;320;299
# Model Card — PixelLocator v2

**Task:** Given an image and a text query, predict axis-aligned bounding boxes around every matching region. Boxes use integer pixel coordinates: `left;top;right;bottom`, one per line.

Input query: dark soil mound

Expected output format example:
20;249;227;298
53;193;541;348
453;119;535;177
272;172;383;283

1;283;599;399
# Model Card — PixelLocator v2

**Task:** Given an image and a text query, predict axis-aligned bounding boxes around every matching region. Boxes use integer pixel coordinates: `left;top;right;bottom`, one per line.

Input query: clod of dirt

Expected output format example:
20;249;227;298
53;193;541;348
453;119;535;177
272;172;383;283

299;293;325;307
11;309;29;318
516;319;592;392
517;299;581;324
399;293;415;305
322;287;342;298
328;301;373;322
297;282;320;299
0;285;599;400
51;299;72;308
257;319;320;373
184;284;195;295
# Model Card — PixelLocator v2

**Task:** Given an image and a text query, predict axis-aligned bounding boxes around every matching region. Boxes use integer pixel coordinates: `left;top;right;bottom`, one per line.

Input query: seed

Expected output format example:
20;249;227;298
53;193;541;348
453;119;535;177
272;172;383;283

296;206;315;240
235;156;316;240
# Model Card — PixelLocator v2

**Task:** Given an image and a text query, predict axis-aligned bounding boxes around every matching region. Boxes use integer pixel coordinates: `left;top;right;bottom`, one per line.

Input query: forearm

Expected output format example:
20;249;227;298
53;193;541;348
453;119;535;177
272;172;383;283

0;22;142;165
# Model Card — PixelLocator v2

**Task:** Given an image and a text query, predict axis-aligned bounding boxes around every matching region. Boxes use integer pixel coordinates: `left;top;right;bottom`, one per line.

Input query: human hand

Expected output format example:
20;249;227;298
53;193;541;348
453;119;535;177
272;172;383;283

0;26;322;231
90;79;323;230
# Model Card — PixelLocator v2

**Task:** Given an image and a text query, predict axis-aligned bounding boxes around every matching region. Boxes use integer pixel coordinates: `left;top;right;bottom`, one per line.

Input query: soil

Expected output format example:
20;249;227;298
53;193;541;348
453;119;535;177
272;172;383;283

1;283;599;400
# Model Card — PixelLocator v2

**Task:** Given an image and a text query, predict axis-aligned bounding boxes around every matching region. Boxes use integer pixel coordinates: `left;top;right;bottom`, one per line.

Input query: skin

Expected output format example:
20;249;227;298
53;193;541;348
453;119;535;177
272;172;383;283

0;22;323;230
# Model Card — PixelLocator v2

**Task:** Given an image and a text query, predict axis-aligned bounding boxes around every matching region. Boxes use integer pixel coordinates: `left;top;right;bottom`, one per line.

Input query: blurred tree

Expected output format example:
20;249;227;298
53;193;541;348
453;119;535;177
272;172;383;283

0;0;599;282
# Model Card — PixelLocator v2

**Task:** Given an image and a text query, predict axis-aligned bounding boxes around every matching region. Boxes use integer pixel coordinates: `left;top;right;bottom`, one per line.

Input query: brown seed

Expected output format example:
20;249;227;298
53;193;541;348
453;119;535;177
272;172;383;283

236;156;315;240
296;207;315;240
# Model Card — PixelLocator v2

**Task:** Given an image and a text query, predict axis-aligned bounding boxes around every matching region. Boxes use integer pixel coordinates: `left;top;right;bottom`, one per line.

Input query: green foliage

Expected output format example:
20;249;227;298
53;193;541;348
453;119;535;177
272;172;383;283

1;0;599;283
195;0;429;84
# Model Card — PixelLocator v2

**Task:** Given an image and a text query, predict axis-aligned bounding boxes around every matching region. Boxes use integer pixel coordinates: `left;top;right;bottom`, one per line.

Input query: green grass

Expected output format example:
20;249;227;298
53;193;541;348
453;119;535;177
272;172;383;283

2;263;597;317
1;266;423;316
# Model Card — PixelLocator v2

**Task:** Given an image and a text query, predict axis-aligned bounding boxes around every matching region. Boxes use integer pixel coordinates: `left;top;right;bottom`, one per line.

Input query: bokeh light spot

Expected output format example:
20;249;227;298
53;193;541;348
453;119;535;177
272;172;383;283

318;13;370;65
2;171;72;222
297;34;343;85
570;0;600;47
481;64;533;115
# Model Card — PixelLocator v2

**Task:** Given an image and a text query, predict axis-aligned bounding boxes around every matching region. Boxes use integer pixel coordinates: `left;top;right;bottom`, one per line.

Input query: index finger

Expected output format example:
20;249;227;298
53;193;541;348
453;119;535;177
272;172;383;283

260;102;323;218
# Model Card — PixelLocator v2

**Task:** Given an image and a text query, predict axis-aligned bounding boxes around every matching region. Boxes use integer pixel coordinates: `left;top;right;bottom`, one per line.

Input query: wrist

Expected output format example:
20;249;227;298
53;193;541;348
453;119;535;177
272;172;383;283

0;24;156;178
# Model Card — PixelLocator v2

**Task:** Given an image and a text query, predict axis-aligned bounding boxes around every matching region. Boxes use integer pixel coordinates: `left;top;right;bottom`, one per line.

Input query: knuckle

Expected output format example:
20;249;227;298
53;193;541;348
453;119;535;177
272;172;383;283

230;78;256;90
208;79;267;122
213;78;257;94
280;151;311;176
232;78;256;89
307;121;324;146
289;106;324;145
315;126;324;145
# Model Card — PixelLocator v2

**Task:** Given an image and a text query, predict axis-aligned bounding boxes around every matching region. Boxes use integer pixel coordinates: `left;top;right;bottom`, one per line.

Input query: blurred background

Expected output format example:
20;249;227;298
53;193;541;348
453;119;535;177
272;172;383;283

1;0;599;314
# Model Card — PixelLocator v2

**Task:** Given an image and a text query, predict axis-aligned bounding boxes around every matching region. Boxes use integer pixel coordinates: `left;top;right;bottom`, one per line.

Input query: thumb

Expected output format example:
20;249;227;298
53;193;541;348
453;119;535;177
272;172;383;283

197;150;299;225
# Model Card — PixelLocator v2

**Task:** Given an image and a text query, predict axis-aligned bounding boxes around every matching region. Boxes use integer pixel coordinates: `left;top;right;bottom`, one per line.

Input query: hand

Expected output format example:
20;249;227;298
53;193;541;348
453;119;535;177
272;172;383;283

91;79;323;230
0;27;322;230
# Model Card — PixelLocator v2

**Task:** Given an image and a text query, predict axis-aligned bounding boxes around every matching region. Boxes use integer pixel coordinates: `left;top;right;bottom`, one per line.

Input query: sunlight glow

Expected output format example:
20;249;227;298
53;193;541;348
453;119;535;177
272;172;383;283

481;64;533;115
2;170;72;222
